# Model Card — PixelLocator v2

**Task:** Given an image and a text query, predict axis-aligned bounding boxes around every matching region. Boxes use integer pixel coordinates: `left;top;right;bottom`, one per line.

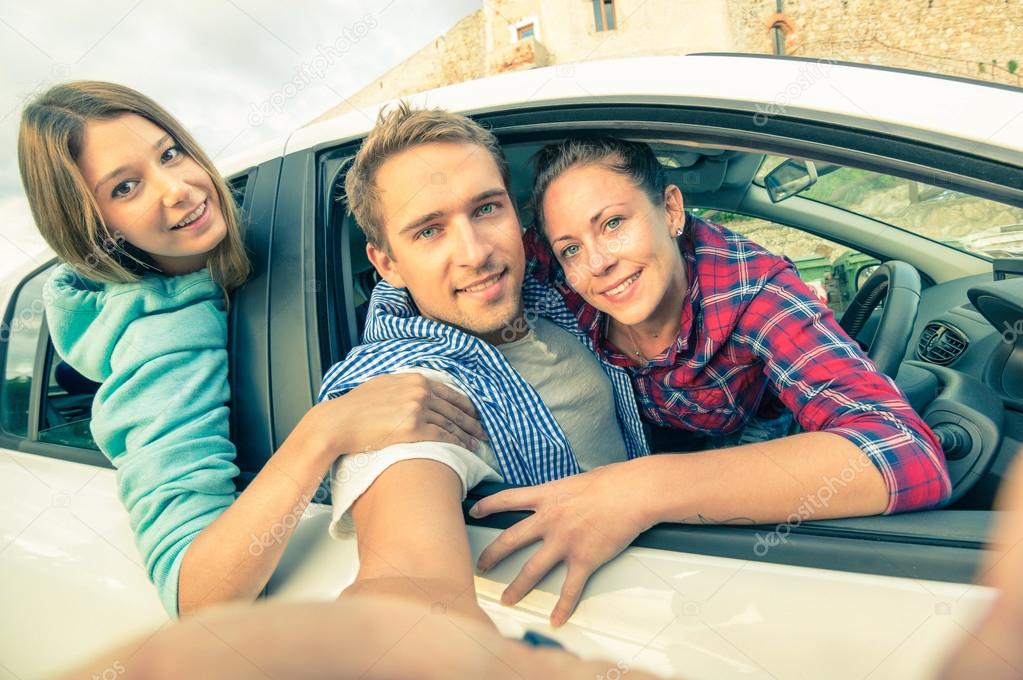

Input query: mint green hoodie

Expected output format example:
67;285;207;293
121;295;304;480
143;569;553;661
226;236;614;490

44;264;239;618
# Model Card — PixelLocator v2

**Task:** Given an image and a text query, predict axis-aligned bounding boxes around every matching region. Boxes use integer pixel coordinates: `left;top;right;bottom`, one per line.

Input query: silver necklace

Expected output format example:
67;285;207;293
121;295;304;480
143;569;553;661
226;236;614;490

608;316;653;363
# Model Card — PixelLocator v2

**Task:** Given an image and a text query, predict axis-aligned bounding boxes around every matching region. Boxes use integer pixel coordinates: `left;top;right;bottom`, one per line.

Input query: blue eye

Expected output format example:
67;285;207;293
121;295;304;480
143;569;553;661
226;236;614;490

560;244;581;259
161;145;182;163
604;217;622;230
416;227;438;240
111;180;138;199
476;202;498;217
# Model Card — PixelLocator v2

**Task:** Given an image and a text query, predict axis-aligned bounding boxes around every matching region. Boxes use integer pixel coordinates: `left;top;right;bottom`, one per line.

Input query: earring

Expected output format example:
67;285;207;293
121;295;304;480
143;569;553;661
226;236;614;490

674;227;684;238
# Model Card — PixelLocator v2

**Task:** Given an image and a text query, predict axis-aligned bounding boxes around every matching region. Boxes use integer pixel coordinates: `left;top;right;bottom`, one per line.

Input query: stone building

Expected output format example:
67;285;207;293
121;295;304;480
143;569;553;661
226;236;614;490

312;0;1022;123
727;0;1023;86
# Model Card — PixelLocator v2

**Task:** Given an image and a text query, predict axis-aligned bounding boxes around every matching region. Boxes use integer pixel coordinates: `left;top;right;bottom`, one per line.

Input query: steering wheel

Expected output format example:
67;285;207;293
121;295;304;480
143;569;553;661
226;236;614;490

838;261;921;379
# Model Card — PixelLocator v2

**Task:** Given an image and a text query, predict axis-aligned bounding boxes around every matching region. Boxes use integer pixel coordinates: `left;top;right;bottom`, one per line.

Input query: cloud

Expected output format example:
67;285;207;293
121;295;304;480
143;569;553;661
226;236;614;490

0;194;49;282
0;0;479;278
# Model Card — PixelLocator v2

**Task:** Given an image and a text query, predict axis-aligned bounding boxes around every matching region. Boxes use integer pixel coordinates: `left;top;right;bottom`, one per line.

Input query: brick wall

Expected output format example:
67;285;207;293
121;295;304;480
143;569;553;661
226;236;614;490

727;0;1023;87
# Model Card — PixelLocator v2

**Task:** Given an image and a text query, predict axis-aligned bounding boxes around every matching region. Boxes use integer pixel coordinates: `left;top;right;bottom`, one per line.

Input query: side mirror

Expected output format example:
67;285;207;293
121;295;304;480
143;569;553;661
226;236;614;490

856;264;880;291
765;159;818;203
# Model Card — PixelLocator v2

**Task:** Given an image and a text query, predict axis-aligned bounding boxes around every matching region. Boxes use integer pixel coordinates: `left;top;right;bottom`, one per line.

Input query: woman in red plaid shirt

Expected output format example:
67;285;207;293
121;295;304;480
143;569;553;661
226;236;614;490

471;136;952;627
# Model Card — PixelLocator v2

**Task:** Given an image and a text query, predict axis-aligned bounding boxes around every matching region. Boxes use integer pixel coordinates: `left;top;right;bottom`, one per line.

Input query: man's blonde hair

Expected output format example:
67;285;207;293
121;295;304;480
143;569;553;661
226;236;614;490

18;81;250;292
344;101;510;252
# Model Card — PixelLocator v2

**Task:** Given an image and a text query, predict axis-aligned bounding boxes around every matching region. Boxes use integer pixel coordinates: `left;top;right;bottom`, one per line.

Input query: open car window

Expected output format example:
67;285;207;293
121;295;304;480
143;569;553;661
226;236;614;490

38;343;99;450
754;155;1023;261
1;267;47;438
313;106;1019;586
1;263;102;456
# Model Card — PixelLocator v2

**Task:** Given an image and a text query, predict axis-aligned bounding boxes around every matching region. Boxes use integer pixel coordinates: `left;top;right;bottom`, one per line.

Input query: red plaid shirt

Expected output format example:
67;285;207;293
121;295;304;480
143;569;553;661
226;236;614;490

525;217;951;514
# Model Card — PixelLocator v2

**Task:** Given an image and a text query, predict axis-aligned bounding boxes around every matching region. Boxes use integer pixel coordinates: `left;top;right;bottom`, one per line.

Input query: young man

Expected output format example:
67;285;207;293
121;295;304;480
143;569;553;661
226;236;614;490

318;103;648;626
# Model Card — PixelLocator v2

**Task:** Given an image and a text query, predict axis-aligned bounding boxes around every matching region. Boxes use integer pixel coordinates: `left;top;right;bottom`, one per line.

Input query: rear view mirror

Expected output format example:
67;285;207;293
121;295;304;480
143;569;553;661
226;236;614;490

765;159;818;203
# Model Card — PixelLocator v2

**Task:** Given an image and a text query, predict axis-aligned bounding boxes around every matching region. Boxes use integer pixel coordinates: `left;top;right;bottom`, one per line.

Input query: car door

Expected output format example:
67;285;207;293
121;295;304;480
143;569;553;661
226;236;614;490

0;166;273;680
0;260;166;680
258;102;1010;679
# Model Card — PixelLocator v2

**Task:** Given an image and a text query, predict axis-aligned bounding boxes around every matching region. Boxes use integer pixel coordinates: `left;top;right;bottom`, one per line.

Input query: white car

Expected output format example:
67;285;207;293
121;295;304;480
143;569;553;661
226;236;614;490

2;54;1022;680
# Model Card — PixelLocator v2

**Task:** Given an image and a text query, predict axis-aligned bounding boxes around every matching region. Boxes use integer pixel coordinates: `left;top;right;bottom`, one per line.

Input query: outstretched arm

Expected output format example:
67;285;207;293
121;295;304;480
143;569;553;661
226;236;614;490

732;264;950;514
341;458;492;627
55;597;668;680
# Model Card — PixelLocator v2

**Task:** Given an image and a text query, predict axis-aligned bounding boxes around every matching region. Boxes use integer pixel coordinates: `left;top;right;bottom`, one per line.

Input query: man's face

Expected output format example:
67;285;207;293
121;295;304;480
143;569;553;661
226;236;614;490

367;141;525;343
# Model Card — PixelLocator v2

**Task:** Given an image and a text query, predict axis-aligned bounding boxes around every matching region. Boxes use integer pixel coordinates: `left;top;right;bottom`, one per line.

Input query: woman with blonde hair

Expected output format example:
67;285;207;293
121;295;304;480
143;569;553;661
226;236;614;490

18;81;485;618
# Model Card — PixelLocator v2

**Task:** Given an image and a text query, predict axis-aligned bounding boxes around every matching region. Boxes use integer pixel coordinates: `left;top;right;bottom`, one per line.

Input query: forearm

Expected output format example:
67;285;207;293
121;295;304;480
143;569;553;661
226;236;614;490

631;431;888;527
344;458;490;626
56;597;668;680
177;417;334;616
736;264;950;513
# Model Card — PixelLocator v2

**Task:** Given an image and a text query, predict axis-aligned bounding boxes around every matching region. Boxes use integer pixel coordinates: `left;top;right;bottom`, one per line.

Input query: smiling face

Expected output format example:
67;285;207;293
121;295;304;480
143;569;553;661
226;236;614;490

541;162;687;330
366;141;525;343
75;113;227;275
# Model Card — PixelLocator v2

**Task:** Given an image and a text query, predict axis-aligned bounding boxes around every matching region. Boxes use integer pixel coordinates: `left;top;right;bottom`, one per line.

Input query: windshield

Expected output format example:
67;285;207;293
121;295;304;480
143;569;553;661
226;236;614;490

755;156;1023;260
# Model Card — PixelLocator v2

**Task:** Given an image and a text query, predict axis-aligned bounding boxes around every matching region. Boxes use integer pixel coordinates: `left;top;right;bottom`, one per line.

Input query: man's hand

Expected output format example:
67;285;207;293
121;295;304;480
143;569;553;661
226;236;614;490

306;373;487;461
470;463;651;626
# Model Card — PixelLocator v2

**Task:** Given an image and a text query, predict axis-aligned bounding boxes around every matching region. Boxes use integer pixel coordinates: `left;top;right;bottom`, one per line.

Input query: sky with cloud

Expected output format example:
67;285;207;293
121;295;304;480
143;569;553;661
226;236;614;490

0;0;479;281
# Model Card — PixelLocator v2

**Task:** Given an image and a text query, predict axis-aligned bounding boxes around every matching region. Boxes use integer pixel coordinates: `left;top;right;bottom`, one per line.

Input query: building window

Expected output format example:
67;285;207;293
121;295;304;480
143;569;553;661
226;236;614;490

593;0;617;31
510;16;540;42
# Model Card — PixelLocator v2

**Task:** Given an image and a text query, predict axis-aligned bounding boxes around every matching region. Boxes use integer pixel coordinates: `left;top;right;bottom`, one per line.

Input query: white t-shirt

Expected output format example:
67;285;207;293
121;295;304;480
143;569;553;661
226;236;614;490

329;316;629;537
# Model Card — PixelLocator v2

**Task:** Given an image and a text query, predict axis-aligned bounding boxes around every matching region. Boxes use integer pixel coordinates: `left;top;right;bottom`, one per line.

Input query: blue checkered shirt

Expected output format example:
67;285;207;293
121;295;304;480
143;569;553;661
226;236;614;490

318;277;649;486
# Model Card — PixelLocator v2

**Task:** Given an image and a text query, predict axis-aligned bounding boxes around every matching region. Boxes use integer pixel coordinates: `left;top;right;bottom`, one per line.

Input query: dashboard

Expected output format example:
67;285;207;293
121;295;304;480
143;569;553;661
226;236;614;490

909;272;1023;409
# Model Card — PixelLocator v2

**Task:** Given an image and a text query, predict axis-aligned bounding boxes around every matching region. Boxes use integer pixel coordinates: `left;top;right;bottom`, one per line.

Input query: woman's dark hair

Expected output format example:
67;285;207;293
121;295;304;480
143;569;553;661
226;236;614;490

531;136;667;237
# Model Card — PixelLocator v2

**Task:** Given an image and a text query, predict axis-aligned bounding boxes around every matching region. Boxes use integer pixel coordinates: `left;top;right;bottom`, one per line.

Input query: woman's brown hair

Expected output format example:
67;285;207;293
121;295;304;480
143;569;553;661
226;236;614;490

17;81;250;291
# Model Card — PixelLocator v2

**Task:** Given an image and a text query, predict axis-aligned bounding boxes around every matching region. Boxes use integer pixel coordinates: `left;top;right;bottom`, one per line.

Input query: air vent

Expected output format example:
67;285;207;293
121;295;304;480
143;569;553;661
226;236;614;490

917;323;968;365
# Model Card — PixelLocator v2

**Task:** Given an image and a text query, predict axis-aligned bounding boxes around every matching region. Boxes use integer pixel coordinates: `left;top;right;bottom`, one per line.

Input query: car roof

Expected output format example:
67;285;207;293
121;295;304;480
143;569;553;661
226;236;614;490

261;54;1023;161
216;53;1023;181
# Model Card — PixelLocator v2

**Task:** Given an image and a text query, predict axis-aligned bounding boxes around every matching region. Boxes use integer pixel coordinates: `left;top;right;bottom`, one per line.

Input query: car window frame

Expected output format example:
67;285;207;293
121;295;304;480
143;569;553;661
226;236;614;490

310;104;1023;356
296;102;1023;583
0;260;110;467
224;162;281;480
1;261;49;442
